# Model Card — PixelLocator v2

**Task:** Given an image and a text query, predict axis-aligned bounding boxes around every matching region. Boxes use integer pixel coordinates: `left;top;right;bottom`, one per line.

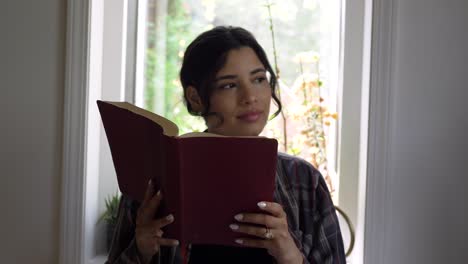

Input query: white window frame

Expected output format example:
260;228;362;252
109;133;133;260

60;0;395;263
335;0;373;262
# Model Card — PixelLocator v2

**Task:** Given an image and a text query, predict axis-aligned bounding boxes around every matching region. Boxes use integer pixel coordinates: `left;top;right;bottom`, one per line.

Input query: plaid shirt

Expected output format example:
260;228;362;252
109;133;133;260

106;152;346;263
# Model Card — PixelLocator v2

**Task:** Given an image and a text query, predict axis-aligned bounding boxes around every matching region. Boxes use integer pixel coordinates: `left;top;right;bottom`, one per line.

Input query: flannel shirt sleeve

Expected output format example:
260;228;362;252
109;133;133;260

106;196;169;264
306;172;346;264
282;156;346;264
105;196;145;264
105;196;180;264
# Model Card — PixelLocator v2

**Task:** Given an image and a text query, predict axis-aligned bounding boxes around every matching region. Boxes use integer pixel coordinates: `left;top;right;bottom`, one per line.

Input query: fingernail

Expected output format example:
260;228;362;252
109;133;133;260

234;214;243;221
166;214;174;221
173;240;179;246
148;179;152;185
257;201;267;208
235;239;243;244
229;224;239;230
156;190;161;196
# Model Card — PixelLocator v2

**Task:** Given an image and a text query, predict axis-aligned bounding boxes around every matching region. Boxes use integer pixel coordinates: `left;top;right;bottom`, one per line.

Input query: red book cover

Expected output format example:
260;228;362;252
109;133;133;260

97;100;278;247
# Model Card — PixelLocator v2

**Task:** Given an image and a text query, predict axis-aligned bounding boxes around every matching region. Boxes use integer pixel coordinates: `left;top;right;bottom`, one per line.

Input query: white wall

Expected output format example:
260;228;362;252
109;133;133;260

366;0;468;263
0;0;65;263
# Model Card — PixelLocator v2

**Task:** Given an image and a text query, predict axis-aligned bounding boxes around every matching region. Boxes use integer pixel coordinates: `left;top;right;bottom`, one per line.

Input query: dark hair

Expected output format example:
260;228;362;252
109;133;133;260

180;26;282;121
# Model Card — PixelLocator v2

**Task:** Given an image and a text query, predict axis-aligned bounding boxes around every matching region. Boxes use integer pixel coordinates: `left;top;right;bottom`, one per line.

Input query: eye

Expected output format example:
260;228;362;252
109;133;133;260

253;76;267;84
218;83;237;90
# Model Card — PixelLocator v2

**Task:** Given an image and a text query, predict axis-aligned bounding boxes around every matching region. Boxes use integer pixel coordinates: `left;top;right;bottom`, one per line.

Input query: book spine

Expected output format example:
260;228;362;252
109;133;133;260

176;140;185;246
165;137;184;244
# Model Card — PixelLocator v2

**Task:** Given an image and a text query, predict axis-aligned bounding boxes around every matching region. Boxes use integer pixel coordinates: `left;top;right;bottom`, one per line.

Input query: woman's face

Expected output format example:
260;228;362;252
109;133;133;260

206;47;272;136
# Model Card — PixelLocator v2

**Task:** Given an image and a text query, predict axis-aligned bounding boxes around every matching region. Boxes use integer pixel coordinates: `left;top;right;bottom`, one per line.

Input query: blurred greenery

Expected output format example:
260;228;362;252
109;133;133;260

146;0;206;134
144;0;323;134
98;191;121;226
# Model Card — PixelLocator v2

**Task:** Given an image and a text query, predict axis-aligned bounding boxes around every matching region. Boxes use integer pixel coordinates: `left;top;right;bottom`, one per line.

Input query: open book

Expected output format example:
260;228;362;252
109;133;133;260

97;100;278;246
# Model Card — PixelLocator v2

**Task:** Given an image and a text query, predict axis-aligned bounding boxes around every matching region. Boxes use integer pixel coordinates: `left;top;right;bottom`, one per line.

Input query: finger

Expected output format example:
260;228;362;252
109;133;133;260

257;201;286;218
234;237;268;249
136;215;172;238
141;179;155;207
157;230;164;237
136;228;162;238
152;214;175;229
140;190;162;221
234;213;281;228
146;189;163;214
229;223;270;239
156;237;180;247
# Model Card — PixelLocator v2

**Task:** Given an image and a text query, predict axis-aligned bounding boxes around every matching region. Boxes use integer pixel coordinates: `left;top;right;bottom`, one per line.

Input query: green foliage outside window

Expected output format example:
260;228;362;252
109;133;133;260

144;1;324;135
145;0;205;134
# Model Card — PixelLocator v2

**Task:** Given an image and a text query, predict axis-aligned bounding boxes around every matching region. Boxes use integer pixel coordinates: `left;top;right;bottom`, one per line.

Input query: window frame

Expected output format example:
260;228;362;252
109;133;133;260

59;0;391;263
335;0;373;261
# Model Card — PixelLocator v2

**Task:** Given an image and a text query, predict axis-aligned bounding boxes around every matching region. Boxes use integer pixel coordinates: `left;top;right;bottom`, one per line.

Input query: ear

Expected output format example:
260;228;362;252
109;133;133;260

186;86;204;113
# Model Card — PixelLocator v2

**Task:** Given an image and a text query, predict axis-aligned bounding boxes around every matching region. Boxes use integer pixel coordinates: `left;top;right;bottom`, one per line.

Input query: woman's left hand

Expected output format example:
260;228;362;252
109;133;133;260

230;201;304;264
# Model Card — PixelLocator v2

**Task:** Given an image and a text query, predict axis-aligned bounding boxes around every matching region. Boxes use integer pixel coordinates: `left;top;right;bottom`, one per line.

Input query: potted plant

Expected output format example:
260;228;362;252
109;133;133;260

98;191;121;252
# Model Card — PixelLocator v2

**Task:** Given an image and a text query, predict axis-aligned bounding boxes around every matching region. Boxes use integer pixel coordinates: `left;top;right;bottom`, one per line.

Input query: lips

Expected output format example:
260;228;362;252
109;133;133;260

237;110;263;122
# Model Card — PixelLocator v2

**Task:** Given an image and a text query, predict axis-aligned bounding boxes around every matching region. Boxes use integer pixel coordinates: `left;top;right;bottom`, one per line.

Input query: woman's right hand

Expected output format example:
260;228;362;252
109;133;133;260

135;180;179;263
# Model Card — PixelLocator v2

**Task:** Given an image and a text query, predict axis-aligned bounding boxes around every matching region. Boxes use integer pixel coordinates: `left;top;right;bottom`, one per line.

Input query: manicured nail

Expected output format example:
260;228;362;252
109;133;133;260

229;224;239;230
257;201;267;208
166;214;174;221
234;214;243;221
235;239;243;244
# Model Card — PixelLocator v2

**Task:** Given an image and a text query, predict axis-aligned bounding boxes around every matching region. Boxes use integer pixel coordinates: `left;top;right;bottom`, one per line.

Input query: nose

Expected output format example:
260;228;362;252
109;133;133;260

240;83;258;105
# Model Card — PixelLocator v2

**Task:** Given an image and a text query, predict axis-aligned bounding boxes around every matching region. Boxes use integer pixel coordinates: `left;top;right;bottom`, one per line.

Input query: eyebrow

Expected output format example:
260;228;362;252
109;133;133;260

214;68;266;82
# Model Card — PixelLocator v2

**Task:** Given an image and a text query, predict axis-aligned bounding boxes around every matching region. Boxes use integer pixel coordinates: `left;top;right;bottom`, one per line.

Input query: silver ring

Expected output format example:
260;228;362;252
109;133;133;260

264;227;274;240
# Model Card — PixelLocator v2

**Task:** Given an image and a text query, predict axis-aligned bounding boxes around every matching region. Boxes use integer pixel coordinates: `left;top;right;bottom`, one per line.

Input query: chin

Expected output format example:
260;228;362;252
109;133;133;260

210;120;266;137
239;130;261;137
239;124;265;137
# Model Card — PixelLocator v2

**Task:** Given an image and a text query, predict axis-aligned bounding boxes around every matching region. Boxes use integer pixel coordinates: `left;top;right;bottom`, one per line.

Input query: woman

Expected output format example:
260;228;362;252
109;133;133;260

107;26;346;264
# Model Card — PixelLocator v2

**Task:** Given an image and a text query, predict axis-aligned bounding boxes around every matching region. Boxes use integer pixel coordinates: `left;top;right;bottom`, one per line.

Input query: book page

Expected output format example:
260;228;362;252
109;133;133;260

104;101;179;137
178;131;269;139
178;132;226;138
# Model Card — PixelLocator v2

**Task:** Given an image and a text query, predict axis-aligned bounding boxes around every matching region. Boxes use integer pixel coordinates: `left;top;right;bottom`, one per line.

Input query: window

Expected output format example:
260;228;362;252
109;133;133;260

65;0;369;263
140;0;342;201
